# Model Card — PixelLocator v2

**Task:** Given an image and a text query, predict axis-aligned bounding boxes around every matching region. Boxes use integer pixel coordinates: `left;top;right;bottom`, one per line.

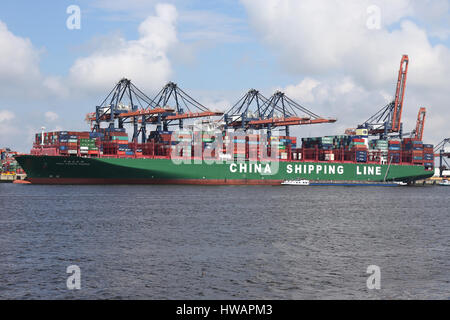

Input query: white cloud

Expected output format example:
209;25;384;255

0;110;18;148
199;98;231;113
0;110;15;123
0;21;40;82
43;76;69;98
278;77;377;121
0;20;66;100
242;0;450;144
411;0;450;39
69;3;178;93
281;78;321;104
178;10;247;43
0;4;181;152
44;111;59;122
0;21;41;97
0;22;68;150
277;74;447;145
241;0;450;89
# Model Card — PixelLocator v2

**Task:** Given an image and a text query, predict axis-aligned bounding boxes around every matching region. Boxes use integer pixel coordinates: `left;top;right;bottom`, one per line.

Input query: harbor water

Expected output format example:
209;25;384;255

0;183;449;299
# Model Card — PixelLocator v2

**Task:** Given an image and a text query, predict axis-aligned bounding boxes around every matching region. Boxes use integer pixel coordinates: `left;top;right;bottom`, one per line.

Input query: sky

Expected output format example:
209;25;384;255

0;0;449;152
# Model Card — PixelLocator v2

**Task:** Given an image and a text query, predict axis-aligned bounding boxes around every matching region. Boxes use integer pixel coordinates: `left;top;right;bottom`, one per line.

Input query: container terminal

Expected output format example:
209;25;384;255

14;55;438;185
411;138;450;185
0;148;26;182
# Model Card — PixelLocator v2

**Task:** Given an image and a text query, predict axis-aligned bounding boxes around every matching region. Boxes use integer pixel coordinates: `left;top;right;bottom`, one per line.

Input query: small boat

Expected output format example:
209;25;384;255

281;179;310;186
438;179;450;186
393;181;408;186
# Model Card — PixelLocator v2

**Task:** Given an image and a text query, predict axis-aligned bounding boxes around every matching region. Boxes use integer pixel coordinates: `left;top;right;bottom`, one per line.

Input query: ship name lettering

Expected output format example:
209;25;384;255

286;164;344;175
356;166;382;175
229;163;271;174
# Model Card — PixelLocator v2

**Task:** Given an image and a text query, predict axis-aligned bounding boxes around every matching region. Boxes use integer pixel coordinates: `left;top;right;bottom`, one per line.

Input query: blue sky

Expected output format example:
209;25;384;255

0;0;449;151
0;0;294;90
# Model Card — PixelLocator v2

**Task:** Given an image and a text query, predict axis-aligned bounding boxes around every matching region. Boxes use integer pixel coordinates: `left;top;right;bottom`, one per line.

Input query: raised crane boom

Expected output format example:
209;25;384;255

86;79;223;143
414;107;426;141
224;90;336;136
143;82;223;132
359;55;410;138
392;55;409;132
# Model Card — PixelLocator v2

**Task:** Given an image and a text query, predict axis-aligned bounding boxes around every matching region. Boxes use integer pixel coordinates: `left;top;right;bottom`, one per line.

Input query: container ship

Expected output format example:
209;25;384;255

15;55;434;185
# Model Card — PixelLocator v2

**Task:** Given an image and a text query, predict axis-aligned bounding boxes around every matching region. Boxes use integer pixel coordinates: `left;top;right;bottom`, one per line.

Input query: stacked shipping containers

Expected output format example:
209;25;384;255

102;131;129;155
247;134;260;160
172;130;193;157
402;138;424;165
388;139;401;163
30;128;434;172
423;144;434;169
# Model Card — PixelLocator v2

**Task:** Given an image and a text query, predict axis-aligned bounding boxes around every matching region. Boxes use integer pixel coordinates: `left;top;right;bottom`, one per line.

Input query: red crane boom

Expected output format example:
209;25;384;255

392;55;409;132
414;107;426;141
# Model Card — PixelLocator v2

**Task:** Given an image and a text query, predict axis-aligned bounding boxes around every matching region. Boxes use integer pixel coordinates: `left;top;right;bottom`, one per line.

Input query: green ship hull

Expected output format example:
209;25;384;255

15;155;433;185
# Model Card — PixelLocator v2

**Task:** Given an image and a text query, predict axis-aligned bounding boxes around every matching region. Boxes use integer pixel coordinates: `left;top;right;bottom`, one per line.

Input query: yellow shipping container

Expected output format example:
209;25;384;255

355;128;369;136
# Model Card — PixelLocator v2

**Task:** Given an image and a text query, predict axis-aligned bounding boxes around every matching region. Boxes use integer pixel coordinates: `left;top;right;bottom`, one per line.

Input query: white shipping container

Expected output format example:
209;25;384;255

219;153;232;160
434;168;450;176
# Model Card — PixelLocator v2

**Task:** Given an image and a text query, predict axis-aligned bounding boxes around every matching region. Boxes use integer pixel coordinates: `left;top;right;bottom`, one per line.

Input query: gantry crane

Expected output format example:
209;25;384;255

404;107;427;140
223;89;270;130
85;78;171;142
144;82;223;133
434;138;450;177
86;79;223;143
358;55;409;139
224;89;336;136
